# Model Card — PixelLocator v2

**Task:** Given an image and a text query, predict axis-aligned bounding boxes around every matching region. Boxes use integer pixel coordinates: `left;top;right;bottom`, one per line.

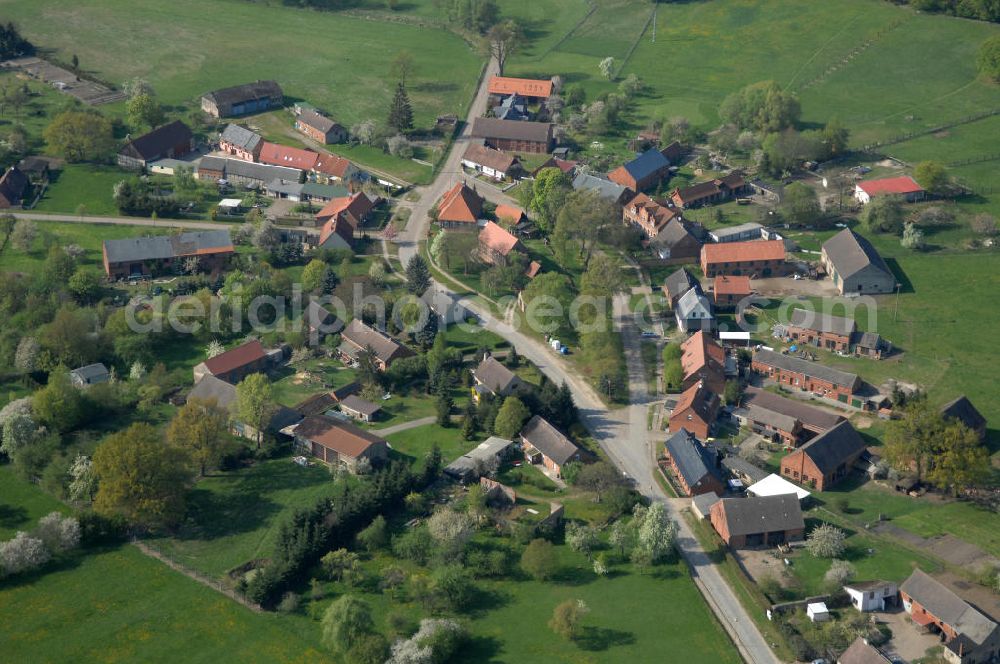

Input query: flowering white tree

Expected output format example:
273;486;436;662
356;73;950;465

635;502;678;563
427;507;473;555
1;411;37;457
807;523;847;558
129;361;147;382
599;56;616;80
68;455;97;503
14;336;39;374
0;532;50;577
387;619;465;664
205;340;225;359
35;512;81;553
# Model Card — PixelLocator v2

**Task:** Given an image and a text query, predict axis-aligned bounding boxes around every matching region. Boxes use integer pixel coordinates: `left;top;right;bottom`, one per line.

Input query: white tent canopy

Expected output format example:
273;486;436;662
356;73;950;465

746;473;810;501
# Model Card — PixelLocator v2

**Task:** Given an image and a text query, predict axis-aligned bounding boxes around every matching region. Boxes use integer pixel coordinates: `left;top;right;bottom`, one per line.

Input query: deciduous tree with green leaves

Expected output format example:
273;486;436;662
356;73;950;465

166;397;230;476
235;373;276;449
92;423;192;529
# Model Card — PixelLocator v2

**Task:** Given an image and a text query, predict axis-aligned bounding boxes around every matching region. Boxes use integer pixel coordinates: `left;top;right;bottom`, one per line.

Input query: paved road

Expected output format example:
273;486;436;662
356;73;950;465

397;56;503;268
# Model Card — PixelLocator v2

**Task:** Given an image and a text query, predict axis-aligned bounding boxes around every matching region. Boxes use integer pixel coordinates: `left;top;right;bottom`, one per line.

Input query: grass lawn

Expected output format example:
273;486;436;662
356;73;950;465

0;464;328;663
784;515;941;598
270;359;359;408
442;321;509;354
149;457;339;578
821;479;1000;559
0;465;70;538
4;0;481;133
32;164;128;216
385;422;474;466
0;221;176;275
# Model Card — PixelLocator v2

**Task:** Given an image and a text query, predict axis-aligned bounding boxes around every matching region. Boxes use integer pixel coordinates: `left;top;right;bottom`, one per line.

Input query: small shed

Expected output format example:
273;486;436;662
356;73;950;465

691;491;721;520
218;198;244;215
807;602;830;622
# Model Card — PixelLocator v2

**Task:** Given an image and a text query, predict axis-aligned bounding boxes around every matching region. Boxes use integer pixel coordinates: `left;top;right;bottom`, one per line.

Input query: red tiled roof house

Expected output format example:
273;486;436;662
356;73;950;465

192;339;269;385
436;182;484;229
478;221;524;265
292;415;389;473
668;381;721;439
712;275;752;309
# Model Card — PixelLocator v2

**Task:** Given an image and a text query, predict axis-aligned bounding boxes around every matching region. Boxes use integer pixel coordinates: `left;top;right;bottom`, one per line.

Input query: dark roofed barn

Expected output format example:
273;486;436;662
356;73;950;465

471;117;553;154
117;120;194;170
710;494;805;548
519;415;581;478
201;80;284;118
0;166;29;208
102;229;235;279
780;421;867;490
941;395;987;442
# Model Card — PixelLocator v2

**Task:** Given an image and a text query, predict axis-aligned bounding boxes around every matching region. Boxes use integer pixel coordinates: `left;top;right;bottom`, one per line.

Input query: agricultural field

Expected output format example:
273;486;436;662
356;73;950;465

0;0;482;131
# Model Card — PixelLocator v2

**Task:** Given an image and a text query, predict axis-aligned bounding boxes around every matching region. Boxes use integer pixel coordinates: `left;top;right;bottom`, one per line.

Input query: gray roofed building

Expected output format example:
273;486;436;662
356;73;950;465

266;178;305;199
520;415;581;470
117;120;194;169
197;156;302;186
691;491;721;519
753;349;860;390
444;436;515;481
821;229;895;295
675;287;714;332
471;117;553;147
721;455;770;485
69;363;110;388
473;356;526;398
293;383;361;417
789;309;856;337
900;568;999;659
708;222;768;243
712;494;805;538
220;124;263;152
339;319;414;369
201;80;283;118
421;286;471;326
743;387;845;433
664;429;725;495
339;394;381;422
746;404;798;436
572;172;632;205
663;267;700;304
651;218;702;260
188;374;302;435
102;229;233;265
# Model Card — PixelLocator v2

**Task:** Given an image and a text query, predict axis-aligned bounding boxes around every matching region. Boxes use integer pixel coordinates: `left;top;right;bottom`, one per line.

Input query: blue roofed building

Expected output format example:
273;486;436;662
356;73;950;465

608;147;672;192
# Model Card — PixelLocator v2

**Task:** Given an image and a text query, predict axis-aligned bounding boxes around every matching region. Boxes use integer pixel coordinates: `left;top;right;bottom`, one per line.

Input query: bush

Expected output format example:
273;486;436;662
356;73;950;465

277;591;300;613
